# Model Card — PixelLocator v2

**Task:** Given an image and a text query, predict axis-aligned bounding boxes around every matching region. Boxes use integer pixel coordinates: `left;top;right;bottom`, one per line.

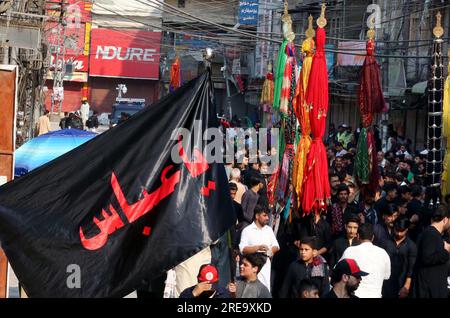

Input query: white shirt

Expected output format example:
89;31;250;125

340;242;391;298
80;102;90;129
239;222;279;292
396;150;410;157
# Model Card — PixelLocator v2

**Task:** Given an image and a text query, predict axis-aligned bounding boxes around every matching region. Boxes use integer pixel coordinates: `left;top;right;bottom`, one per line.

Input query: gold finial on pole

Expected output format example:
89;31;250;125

317;3;327;28
433;11;444;38
281;1;291;24
305;14;315;39
367;17;376;39
281;1;295;42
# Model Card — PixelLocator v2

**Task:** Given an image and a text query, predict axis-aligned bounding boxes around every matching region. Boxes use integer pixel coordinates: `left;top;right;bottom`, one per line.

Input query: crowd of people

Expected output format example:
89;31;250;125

37;107;450;299
164;120;450;299
36;99;100;136
59;100;100;133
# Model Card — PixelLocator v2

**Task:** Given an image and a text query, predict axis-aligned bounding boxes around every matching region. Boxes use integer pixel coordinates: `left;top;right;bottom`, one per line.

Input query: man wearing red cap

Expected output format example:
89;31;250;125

179;264;231;298
323;258;368;298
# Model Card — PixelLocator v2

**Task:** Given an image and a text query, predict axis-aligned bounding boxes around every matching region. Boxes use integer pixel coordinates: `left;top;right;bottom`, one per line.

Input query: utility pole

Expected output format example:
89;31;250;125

50;0;66;116
222;50;232;119
58;19;67;115
380;0;391;152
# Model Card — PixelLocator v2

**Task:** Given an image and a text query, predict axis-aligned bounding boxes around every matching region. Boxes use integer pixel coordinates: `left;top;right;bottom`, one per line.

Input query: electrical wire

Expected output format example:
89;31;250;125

92;2;253;51
44;0;447;60
144;0;449;59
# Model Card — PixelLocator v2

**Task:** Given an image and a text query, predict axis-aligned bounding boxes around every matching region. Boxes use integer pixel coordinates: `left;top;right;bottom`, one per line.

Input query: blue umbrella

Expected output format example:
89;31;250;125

14;129;97;177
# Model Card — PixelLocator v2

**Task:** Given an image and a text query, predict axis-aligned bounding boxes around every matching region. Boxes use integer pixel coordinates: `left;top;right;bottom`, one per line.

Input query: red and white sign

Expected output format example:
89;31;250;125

49;54;88;72
46;0;92;24
89;29;161;79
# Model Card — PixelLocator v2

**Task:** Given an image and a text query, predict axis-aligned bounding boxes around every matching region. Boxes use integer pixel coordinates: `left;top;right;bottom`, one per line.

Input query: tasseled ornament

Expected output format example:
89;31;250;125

276;49;297;205
354;37;385;191
261;72;274;129
277;144;294;201
273;40;288;111
169;56;182;92
261;72;274;105
279;43;296;114
367;130;380;193
354;128;370;184
358;39;385;127
292;37;314;208
267;166;279;207
301;26;331;215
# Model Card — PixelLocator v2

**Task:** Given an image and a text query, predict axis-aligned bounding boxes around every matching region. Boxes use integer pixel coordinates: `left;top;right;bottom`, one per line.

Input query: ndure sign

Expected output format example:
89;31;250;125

89;29;161;80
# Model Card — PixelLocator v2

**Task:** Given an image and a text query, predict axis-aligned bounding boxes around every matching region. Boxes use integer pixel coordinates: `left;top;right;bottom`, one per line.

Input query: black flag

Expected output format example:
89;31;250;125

0;70;236;297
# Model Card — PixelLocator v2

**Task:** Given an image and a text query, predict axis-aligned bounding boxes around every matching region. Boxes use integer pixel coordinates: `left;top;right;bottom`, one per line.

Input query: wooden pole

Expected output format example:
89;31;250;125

0;65;18;298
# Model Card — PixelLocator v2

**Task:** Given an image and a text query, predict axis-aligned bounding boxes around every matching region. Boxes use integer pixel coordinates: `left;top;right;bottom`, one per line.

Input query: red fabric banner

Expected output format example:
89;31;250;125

301;27;331;215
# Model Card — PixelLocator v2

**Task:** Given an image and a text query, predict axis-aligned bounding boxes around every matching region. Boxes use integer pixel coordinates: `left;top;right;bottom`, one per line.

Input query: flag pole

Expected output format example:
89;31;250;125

203;47;238;298
227;230;237;298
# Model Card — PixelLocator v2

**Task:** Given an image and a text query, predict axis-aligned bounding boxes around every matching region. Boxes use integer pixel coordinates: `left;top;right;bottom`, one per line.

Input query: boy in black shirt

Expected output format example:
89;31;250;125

280;237;330;298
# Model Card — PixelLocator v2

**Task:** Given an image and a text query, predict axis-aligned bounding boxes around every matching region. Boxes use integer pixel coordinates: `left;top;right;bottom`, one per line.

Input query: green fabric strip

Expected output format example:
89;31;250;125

273;40;288;111
354;128;370;184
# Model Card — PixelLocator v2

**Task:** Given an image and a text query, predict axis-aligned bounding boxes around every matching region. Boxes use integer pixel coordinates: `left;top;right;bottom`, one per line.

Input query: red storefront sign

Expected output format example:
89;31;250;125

49;54;88;73
89;29;161;79
46;21;86;56
46;0;92;24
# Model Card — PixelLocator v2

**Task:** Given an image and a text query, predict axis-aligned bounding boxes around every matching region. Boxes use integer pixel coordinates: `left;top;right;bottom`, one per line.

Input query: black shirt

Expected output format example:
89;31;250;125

373;222;394;248
410;226;450;298
346;163;354;175
322;289;358;298
330;193;338;205
233;201;244;224
280;259;330;298
406;198;423;219
328;237;360;268
180;284;231;298
381;236;417;298
243;168;268;199
374;197;395;216
295;216;332;252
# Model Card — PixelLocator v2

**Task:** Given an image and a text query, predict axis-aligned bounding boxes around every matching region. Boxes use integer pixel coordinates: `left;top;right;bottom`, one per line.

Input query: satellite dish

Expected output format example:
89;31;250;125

0;1;12;14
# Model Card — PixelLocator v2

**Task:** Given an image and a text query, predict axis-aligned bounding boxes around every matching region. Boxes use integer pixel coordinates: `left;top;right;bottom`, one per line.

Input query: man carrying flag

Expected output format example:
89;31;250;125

0;68;236;298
